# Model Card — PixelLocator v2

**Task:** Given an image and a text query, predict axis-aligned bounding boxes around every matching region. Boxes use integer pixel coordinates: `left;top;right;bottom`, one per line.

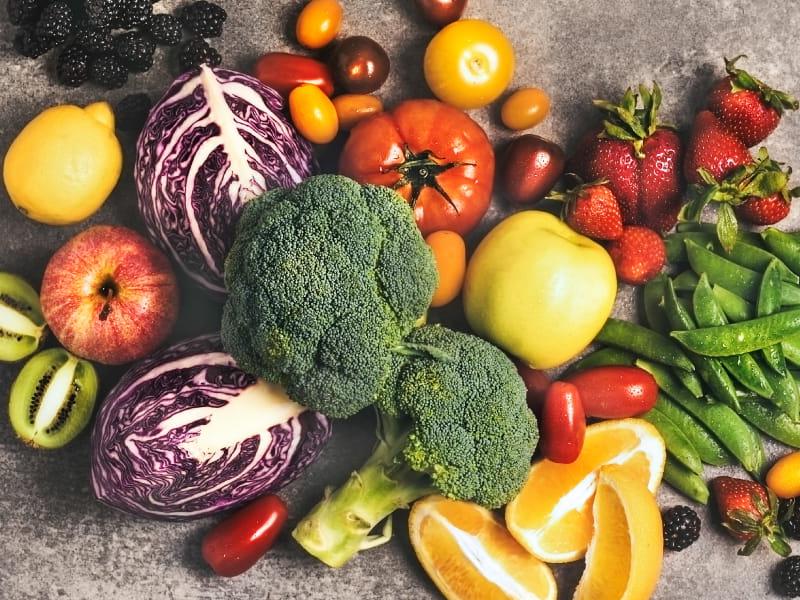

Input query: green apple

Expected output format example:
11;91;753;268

463;211;617;369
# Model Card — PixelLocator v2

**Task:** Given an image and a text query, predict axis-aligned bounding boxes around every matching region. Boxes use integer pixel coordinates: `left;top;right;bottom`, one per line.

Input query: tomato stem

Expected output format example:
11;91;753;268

388;145;472;212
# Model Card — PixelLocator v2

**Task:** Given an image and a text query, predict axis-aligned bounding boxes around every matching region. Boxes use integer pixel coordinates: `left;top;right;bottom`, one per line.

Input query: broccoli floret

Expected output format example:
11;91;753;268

292;325;539;568
221;175;437;418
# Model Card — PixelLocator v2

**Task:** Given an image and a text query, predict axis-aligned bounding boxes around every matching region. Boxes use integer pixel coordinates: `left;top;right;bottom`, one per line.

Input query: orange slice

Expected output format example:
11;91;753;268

506;418;665;563
409;495;557;600
574;465;663;600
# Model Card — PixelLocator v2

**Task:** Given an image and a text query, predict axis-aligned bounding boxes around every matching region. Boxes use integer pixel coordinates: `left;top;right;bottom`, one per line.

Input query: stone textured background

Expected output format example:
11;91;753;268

1;0;799;598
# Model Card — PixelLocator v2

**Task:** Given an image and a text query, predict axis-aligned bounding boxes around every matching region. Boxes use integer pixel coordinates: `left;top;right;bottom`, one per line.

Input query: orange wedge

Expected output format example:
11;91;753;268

506;418;665;563
409;495;557;600
574;465;663;600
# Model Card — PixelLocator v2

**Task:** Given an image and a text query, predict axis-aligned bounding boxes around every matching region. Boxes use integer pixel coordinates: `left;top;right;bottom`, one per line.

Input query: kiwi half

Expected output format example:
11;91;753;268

0;272;46;362
9;348;98;449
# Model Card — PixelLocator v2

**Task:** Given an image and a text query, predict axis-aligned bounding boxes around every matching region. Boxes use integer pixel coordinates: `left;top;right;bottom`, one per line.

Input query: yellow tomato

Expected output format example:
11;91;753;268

426;230;466;307
332;94;383;130
424;19;515;110
501;87;551;130
296;0;343;49
767;451;800;499
289;84;339;144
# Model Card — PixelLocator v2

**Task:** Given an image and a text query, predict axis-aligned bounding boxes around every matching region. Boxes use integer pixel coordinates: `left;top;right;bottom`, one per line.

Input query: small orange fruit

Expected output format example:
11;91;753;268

426;230;467;308
409;495;557;600
767;451;800;499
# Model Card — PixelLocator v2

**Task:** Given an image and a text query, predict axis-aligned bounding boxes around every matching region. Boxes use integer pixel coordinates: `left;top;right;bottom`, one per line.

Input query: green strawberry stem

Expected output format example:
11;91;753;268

592;82;668;158
725;55;799;113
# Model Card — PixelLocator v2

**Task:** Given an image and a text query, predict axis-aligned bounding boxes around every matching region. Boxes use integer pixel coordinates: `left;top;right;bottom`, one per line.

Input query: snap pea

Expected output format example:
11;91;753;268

642;408;703;474
673;270;700;292
637;359;766;476
676;221;763;246
783;333;800;368
663;278;739;410
762;227;800;276
712;284;753;322
693;274;773;399
596;318;695;372
663;457;710;505
655;394;731;466
757;359;800;420
757;260;787;375
671;309;800;357
665;232;715;263
564;347;635;374
738;394;800;448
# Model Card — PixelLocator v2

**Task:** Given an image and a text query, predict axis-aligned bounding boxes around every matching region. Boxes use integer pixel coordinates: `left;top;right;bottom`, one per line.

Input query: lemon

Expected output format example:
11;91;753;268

3;101;122;225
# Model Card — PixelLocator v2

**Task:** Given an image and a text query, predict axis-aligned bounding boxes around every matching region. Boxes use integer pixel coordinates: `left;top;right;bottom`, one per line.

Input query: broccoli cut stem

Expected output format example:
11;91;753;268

292;411;435;568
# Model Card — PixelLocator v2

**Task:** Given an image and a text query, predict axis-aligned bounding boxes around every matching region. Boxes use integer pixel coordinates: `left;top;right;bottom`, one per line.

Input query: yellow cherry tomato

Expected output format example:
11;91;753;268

766;451;800;499
426;230;467;307
289;84;339;144
296;0;343;49
423;19;515;110
332;94;383;130
501;87;551;130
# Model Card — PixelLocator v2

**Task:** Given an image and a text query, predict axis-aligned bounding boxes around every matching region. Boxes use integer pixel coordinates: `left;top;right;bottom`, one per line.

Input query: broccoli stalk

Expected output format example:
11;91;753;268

292;411;434;568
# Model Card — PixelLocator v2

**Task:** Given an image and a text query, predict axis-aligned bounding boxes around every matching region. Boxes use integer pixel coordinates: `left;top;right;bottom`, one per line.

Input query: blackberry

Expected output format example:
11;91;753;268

13;27;50;58
784;500;800;540
74;25;113;54
777;556;800;597
115;93;152;133
56;44;90;87
147;13;181;46
114;31;155;72
89;53;128;88
7;0;41;26
83;0;121;29
180;1;225;37
177;37;220;71
662;505;701;551
35;1;74;46
115;0;151;29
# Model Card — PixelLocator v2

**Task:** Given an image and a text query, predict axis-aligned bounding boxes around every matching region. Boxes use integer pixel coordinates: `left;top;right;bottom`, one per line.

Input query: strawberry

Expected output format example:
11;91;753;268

708;55;798;148
711;476;791;557
607;226;665;285
569;83;683;232
736;193;791;225
683;110;751;185
548;180;623;240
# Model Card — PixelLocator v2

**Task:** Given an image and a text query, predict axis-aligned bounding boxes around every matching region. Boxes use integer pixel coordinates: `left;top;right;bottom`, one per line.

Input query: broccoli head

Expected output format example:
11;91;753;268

221;175;437;418
292;325;539;567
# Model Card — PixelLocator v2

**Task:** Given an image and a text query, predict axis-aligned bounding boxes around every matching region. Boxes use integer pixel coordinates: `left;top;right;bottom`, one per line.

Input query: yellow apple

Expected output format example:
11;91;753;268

463;211;617;369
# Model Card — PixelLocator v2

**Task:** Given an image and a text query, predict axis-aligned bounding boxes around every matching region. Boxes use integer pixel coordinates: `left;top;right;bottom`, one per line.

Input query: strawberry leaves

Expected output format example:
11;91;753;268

725;55;799;114
593;82;665;158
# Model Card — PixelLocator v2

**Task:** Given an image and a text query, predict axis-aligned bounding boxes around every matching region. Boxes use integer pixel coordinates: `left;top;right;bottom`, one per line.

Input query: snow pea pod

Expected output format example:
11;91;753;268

655;394;731;466
673;270;700;292
752;362;800;420
565;347;635;373
738;394;800;448
757;260;787;375
596;318;695;372
783;333;800;368
637;359;766;477
671;309;800;357
693;275;773;399
663;457;709;504
642;408;703;474
762;227;800;276
685;239;800;305
676;221;763;245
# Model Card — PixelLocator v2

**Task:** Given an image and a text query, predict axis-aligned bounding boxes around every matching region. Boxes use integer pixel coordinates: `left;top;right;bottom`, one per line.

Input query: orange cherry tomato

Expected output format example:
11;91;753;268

332;94;383;130
501;87;551;130
426;230;466;307
296;0;343;49
766;451;800;499
289;84;339;144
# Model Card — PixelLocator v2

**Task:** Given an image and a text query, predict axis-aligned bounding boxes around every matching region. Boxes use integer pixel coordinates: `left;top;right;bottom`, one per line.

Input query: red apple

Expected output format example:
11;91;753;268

40;225;179;365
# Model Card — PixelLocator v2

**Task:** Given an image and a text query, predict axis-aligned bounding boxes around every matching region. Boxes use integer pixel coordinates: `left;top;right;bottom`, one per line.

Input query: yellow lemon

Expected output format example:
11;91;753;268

3;102;122;225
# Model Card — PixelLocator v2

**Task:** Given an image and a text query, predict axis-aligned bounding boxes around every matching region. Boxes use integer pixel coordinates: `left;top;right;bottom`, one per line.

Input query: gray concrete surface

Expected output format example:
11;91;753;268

1;0;799;598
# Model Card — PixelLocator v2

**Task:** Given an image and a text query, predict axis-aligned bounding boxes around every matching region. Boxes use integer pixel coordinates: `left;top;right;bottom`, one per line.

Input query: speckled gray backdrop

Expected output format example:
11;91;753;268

1;1;799;598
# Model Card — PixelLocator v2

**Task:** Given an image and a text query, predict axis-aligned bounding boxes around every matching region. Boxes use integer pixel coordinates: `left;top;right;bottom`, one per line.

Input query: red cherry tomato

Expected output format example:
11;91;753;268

541;381;585;464
201;495;288;577
501;135;565;205
564;366;658;419
253;52;335;98
414;0;467;27
515;361;551;417
339;98;495;236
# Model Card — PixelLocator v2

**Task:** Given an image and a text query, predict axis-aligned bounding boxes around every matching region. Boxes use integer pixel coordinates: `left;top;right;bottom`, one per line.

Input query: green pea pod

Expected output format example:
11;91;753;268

642;275;670;333
595;318;695;372
739;394;800;448
637;359;766;477
642;408;703;474
665;232;715;263
673;270;700;292
663;278;740;410
684;239;800;306
671;309;800;357
675;366;705;399
762;228;800;276
676;221;764;246
663;457;710;505
564;347;636;374
712;285;754;322
783;333;800;368
757;260;788;375
757;360;800;420
655;394;731;466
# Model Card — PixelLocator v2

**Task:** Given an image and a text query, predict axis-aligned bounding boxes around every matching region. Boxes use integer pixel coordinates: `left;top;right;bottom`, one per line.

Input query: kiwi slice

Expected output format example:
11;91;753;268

9;348;98;449
0;272;46;362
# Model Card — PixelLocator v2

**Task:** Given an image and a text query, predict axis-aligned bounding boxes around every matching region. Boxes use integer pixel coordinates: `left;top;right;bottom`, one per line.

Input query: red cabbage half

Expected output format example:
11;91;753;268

135;65;314;296
90;334;330;520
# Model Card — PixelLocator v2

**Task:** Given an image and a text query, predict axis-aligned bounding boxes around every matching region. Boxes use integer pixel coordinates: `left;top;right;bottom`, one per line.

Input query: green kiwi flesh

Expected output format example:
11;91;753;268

9;348;98;449
0;272;46;362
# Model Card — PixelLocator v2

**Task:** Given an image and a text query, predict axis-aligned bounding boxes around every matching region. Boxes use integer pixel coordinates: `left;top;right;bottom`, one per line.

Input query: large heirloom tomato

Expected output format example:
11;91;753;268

338;99;495;236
